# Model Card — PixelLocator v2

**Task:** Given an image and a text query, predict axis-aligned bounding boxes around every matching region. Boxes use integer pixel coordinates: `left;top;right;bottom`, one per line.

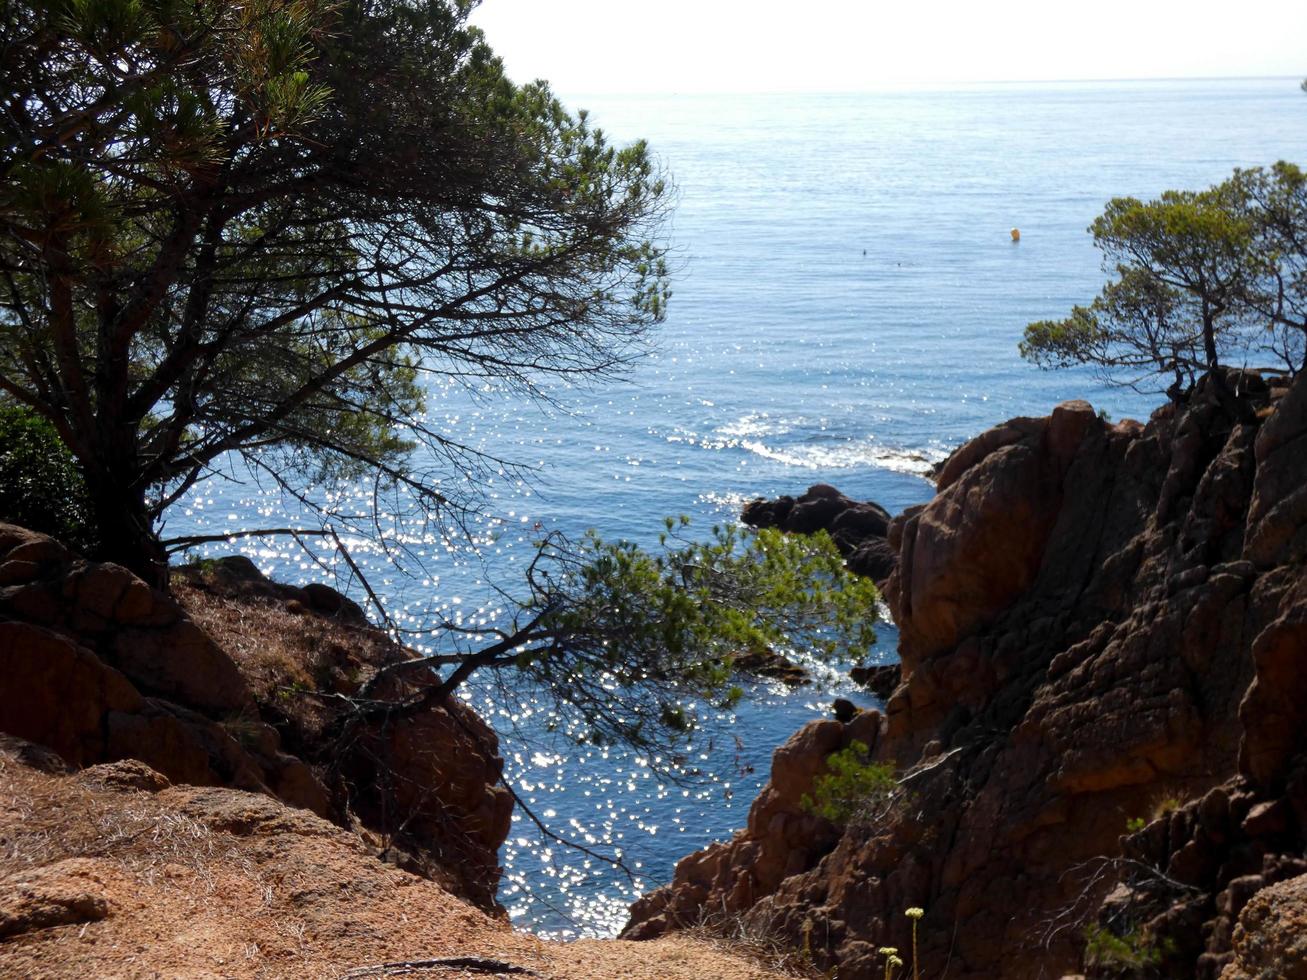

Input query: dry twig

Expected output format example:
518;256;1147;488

339;956;538;977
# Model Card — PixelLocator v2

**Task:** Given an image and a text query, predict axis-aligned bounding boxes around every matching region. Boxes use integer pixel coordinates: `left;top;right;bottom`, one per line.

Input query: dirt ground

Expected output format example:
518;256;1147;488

0;744;787;980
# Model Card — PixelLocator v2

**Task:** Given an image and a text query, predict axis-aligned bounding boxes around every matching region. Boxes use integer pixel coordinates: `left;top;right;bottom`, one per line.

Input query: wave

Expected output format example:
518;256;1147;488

735;437;943;475
668;413;948;477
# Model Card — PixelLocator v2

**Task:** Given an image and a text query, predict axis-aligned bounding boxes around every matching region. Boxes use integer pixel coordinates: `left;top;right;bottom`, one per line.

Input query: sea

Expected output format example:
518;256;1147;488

168;78;1307;938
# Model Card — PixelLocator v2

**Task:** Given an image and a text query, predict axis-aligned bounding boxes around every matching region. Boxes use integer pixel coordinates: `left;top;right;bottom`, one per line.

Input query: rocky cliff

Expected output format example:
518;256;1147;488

625;370;1307;979
0;527;511;909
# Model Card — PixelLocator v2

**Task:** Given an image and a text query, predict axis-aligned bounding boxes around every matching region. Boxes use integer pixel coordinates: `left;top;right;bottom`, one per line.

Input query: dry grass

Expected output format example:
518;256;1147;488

174;569;410;743
1;762;253;896
2;751;791;979
680;903;829;979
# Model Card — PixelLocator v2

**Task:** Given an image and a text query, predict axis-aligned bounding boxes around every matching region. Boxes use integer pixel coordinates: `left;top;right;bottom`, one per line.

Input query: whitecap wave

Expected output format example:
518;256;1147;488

714;412;805;440
737;437;944;474
671;414;948;477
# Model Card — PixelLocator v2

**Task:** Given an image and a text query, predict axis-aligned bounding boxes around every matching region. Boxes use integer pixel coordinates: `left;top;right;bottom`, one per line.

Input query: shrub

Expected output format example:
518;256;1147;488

1084;924;1175;977
0;404;96;551
1126;795;1185;835
1152;796;1182;819
801;741;898;825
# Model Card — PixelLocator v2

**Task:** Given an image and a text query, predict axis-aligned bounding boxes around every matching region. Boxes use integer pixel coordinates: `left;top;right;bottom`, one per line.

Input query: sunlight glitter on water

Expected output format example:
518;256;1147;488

159;78;1305;940
473;656;890;939
179;464;898;938
172;435;906;940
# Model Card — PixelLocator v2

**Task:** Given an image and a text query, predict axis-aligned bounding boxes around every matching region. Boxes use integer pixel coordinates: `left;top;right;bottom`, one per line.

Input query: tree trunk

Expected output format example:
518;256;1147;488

86;469;169;591
1201;309;1220;370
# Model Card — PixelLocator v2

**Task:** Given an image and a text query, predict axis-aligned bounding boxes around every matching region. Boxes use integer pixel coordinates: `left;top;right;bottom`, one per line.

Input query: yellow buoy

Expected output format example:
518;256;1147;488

1010;228;1021;242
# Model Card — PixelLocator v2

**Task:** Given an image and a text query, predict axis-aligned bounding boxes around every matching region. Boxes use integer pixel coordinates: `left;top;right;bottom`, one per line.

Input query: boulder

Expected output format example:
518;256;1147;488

1221;873;1307;979
0;621;144;767
831;502;891;540
302;581;367;623
847;536;898;581
630;374;1307;979
784;485;856;535
849;663;901;700
741;485;897;581
741;495;795;529
77;759;172;793
0;530;254;716
730;648;810;686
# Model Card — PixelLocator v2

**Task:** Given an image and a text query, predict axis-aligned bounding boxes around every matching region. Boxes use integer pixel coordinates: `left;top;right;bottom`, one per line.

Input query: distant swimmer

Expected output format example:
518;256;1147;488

1010;228;1021;243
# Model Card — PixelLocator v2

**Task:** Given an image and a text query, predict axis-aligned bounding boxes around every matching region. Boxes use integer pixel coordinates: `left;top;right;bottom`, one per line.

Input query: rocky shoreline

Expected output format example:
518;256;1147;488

741;484;899;584
625;371;1307;979
3;369;1307;977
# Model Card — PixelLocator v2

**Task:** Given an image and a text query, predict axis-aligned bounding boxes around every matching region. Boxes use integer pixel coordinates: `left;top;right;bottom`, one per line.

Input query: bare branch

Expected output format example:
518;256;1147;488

162;527;334;551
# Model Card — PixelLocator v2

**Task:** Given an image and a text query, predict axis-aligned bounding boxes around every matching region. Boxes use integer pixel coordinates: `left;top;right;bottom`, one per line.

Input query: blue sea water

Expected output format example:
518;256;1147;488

170;79;1307;937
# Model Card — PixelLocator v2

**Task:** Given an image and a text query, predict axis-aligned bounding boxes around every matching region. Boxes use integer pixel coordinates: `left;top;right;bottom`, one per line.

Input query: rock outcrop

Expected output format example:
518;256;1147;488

1222;873;1307;979
625;711;883;940
0;738;787;979
0;524;306;802
626;370;1307;979
743;484;898;582
176;556;514;908
0;527;511;910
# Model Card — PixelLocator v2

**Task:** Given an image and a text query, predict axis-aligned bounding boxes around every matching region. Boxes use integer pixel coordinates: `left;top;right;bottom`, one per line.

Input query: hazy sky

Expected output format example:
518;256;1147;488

469;0;1306;94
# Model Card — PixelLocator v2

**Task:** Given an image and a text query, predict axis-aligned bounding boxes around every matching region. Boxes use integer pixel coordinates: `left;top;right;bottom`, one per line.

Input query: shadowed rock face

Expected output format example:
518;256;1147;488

0;527;511;911
742;485;898;582
626;371;1307;979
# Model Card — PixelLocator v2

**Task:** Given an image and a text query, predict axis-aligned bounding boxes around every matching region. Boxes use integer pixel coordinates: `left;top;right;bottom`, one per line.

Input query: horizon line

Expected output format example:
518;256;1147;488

555;74;1304;98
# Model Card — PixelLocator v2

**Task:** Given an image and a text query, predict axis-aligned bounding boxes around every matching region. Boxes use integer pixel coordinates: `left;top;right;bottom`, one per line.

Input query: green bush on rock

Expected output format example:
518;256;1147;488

801;740;897;825
1084;924;1176;977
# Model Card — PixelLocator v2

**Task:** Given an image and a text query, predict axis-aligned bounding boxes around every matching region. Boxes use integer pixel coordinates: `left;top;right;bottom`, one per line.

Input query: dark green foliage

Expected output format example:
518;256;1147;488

1022;267;1205;393
0;0;670;582
1083;924;1176;978
461;522;880;760
0;3;885;772
0;404;95;551
1021;162;1307;393
1234;162;1307;366
800;740;897;825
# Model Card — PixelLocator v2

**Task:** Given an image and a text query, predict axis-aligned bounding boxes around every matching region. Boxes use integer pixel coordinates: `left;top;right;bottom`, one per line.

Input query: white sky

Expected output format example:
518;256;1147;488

469;0;1307;94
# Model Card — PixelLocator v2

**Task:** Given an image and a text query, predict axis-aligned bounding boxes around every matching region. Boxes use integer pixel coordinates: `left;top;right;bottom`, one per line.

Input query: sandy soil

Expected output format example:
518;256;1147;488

0;745;788;980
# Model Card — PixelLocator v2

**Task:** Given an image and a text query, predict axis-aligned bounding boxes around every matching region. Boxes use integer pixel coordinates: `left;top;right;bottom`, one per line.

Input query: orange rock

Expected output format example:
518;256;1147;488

0;522;511;912
630;372;1307;978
